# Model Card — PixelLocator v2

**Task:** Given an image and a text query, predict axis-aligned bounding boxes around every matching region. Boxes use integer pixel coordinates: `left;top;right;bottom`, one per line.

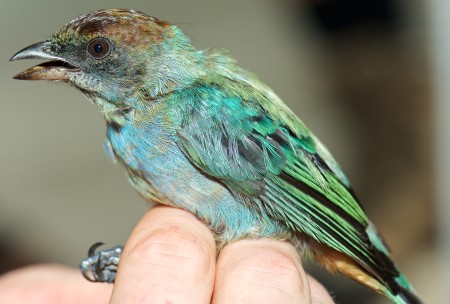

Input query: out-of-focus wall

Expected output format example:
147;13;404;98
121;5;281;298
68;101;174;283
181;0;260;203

428;0;450;302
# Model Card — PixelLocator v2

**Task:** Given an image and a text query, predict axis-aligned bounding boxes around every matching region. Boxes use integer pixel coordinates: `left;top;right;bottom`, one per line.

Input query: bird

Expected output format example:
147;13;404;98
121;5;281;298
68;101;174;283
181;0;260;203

11;8;422;304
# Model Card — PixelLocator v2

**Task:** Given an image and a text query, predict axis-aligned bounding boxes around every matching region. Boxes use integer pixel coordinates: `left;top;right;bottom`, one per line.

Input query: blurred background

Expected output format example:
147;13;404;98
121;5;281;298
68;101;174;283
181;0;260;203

0;0;448;303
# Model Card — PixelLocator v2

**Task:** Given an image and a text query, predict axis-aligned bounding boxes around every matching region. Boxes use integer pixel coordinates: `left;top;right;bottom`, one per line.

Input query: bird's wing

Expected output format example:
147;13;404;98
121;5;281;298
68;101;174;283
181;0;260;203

172;79;398;287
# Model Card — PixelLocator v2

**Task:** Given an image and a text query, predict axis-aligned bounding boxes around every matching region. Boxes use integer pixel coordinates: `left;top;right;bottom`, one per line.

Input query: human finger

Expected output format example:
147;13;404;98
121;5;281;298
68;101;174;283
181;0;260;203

110;205;216;304
0;264;112;304
212;239;334;304
308;275;335;304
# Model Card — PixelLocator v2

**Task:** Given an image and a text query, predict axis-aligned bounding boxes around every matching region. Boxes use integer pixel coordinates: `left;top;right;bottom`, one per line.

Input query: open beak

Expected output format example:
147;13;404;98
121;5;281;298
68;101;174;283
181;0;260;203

10;41;79;81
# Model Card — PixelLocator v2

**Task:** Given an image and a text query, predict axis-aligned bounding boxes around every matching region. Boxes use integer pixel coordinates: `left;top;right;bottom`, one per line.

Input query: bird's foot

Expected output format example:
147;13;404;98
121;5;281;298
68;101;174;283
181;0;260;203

79;242;123;283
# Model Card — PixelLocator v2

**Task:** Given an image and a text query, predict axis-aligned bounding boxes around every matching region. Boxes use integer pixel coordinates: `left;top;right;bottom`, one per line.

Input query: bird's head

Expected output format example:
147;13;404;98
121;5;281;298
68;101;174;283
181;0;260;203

11;9;204;108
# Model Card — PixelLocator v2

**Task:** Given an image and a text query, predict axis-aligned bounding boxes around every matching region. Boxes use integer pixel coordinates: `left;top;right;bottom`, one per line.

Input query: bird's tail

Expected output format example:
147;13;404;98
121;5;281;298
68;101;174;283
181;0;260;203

313;244;423;304
383;273;423;304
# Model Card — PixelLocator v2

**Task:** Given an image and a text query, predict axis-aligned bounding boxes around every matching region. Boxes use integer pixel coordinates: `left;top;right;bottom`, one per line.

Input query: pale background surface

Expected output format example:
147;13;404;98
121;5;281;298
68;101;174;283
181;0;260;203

0;1;447;303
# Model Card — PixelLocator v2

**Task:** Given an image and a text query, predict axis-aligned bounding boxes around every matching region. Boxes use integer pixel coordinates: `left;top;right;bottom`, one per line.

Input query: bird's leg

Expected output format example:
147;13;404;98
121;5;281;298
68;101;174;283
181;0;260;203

79;242;123;283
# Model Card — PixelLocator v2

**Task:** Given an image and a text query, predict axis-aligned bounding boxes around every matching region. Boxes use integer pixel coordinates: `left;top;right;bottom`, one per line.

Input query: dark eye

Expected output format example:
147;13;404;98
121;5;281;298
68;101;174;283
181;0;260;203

87;38;110;59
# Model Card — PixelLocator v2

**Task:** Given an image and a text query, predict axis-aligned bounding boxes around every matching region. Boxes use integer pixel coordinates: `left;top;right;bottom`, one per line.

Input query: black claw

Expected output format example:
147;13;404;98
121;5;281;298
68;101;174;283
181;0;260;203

88;241;106;257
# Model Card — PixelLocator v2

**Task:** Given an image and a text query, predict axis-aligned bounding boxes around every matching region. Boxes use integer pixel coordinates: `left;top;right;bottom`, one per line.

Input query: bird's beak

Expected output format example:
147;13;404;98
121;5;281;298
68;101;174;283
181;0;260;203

10;41;79;81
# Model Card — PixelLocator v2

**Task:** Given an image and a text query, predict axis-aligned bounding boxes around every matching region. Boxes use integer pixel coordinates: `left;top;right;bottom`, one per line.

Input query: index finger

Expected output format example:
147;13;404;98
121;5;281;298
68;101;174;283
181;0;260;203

110;205;216;304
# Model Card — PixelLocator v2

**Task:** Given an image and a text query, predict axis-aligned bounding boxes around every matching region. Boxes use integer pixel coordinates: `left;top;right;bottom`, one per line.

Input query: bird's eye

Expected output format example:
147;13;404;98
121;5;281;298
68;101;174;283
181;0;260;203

87;38;110;59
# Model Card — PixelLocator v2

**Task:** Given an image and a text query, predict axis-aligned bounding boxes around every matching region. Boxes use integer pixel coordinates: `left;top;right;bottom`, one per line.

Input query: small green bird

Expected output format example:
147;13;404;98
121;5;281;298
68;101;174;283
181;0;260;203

11;9;422;303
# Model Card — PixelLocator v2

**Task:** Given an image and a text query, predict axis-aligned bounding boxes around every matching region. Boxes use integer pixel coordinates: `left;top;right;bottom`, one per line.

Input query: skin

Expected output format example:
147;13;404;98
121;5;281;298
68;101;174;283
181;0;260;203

0;206;334;304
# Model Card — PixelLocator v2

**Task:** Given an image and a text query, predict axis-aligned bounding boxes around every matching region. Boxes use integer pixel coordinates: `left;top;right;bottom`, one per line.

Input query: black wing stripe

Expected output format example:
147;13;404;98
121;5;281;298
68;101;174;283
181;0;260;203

264;179;367;257
268;174;401;285
279;171;367;236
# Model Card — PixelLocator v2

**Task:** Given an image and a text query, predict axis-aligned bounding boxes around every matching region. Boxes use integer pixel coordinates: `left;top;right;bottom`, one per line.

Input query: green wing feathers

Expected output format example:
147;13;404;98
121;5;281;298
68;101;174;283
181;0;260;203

172;65;420;302
175;82;368;255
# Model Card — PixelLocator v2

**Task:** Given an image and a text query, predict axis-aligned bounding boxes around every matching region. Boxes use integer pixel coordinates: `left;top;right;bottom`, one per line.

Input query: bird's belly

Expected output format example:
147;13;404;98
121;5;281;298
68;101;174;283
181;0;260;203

106;126;284;241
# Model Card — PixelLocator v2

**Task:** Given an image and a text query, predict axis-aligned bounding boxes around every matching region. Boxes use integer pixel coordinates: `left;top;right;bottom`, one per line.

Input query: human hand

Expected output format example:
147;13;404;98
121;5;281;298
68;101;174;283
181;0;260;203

0;206;334;304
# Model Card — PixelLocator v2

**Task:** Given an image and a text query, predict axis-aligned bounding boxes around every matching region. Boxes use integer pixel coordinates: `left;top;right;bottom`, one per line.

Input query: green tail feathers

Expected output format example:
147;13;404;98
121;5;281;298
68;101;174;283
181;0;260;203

385;281;422;304
377;270;421;304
